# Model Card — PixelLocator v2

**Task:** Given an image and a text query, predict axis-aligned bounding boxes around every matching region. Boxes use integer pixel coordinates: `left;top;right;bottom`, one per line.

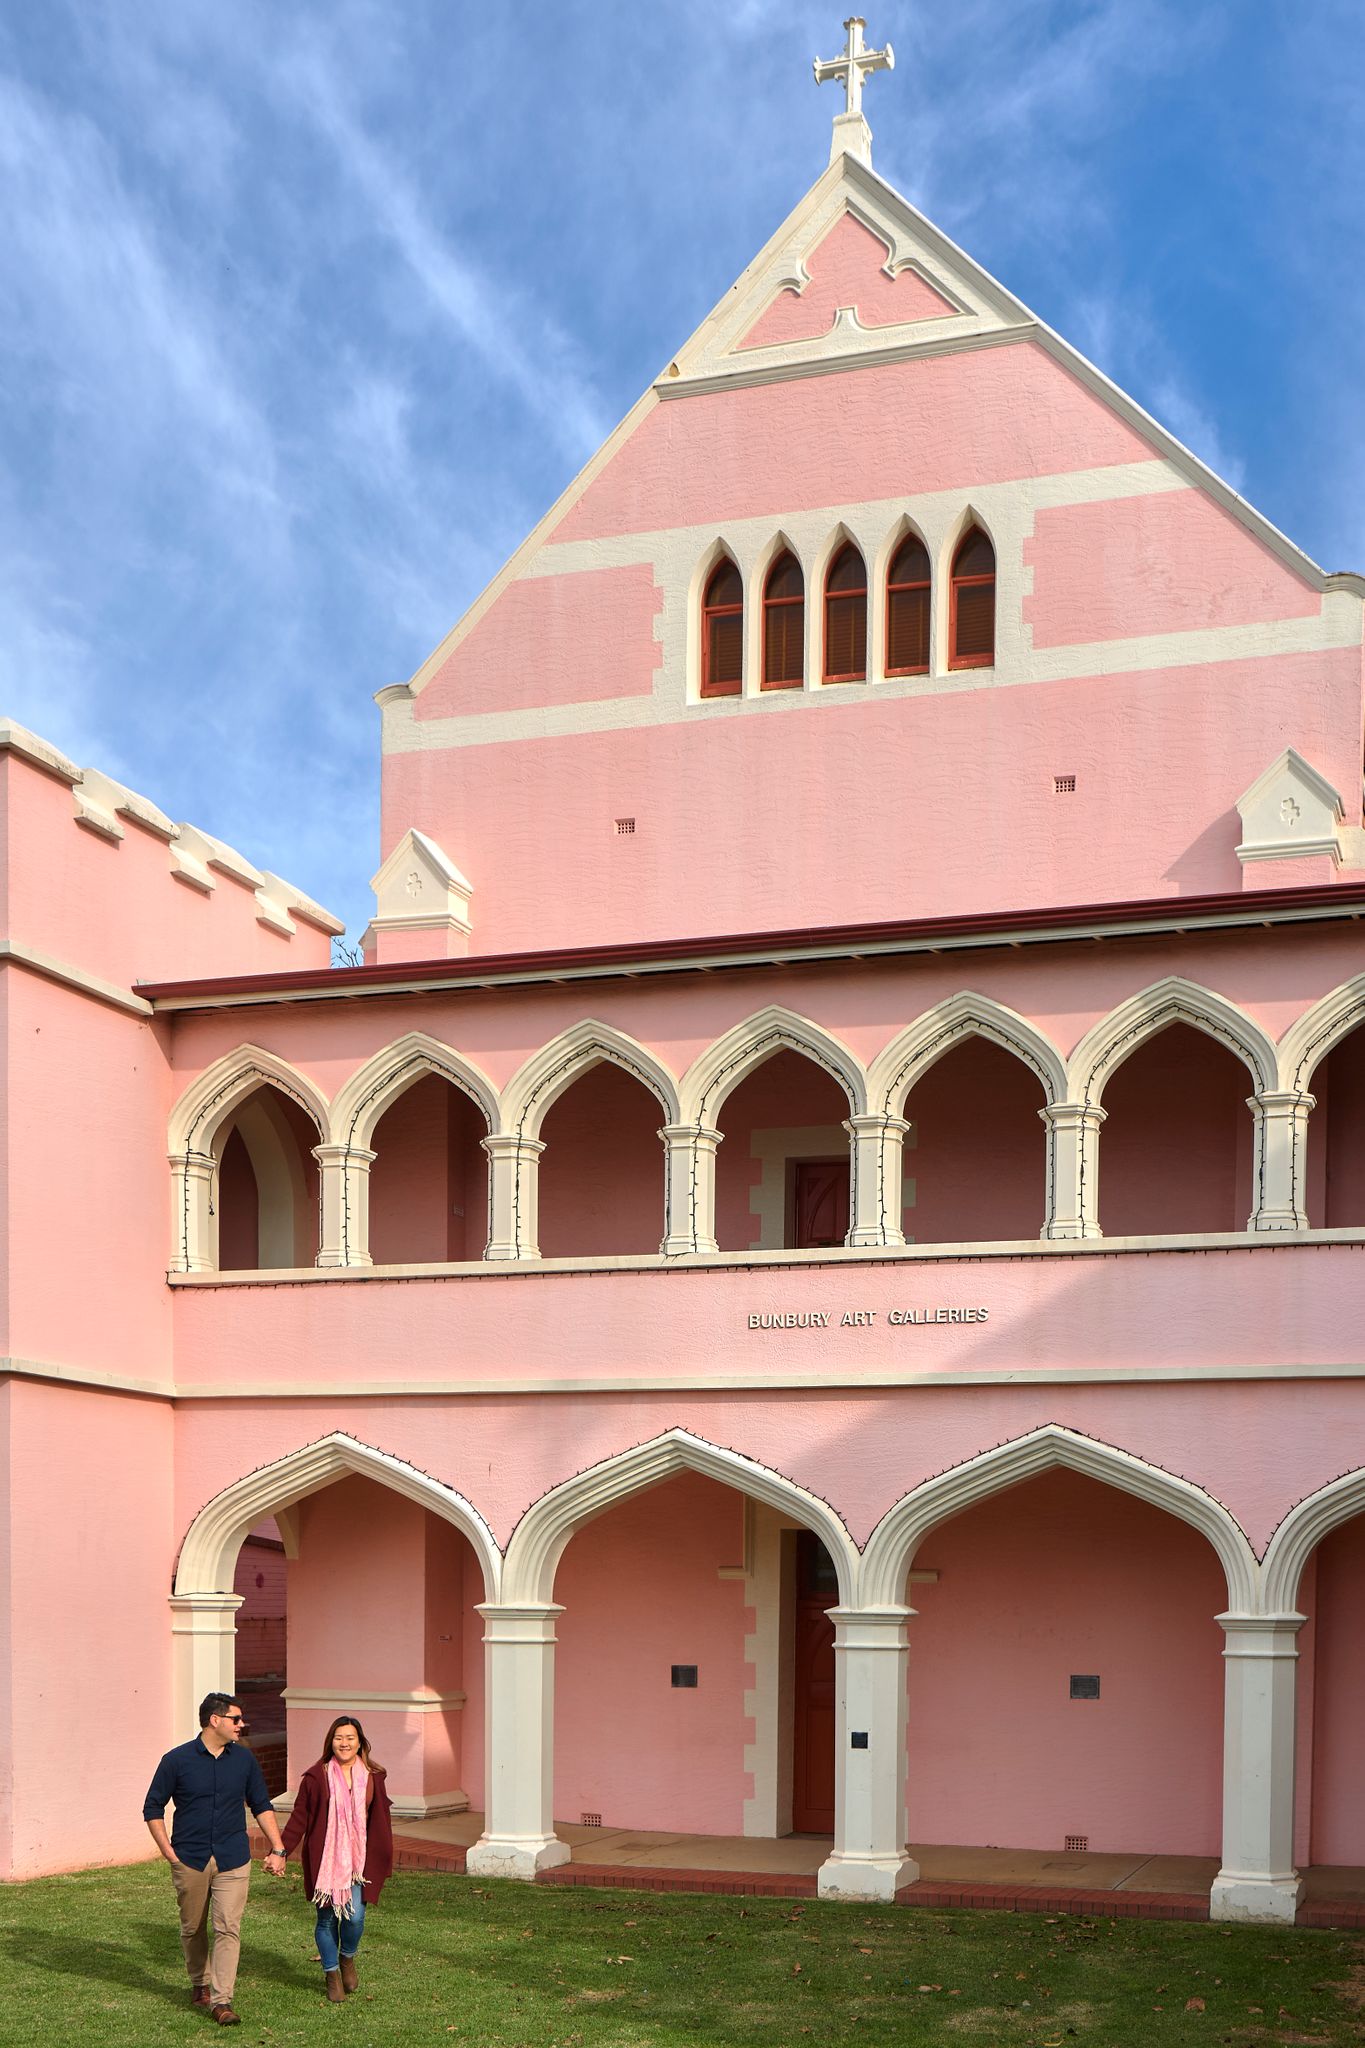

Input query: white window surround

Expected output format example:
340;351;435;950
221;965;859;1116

684;505;999;703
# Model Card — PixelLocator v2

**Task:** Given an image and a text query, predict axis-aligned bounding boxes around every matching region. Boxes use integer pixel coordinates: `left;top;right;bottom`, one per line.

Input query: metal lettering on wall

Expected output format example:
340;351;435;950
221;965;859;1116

746;1307;990;1330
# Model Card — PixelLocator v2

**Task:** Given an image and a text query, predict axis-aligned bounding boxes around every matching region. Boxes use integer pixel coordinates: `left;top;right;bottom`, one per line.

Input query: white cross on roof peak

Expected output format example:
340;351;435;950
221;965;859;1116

813;16;894;168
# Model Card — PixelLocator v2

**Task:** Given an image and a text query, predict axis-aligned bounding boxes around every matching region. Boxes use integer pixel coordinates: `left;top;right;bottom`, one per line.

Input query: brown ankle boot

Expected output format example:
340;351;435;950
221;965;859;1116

324;1968;345;2002
339;1956;359;1994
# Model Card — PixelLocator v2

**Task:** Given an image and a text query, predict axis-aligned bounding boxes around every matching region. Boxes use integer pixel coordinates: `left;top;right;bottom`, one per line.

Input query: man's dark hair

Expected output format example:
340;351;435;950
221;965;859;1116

198;1692;239;1728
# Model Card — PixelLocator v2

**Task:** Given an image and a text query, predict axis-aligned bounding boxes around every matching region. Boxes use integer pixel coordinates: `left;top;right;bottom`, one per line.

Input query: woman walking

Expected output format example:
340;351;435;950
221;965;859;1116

277;1714;394;2001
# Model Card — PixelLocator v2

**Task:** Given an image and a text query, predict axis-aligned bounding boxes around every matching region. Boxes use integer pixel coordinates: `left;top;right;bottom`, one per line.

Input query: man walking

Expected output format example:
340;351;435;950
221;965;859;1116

143;1692;288;2027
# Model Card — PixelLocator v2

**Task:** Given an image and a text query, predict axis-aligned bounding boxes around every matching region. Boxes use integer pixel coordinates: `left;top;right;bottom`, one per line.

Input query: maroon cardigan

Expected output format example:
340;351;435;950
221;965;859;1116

280;1761;394;1905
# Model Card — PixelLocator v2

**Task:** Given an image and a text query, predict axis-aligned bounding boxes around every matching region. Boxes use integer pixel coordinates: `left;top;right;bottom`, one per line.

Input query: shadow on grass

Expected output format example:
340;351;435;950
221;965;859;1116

0;1914;317;2004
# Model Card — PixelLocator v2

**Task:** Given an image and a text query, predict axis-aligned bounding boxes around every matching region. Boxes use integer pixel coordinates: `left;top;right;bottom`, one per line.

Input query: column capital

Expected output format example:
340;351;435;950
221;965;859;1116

1217;1610;1307;1649
841;1113;910;1136
1039;1100;1107;1128
1247;1089;1316;1112
168;1591;243;1620
481;1133;546;1160
312;1141;377;1166
476;1603;564;1642
659;1122;723;1147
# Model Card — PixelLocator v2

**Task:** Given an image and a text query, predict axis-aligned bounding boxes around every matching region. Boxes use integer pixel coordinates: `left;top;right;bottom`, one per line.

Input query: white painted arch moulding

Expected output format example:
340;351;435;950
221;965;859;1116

500;1427;859;1607
173;1433;502;1602
856;1424;1259;1610
866;991;1067;1114
500;1019;683;1138
678;1005;868;1126
1066;978;1278;1106
168;1043;331;1158
1276;972;1365;1093
1261;1464;1365;1614
329;1030;499;1149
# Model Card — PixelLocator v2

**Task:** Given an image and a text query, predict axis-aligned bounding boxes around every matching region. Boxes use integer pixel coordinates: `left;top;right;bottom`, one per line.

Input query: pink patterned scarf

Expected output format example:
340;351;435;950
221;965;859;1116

314;1758;369;1916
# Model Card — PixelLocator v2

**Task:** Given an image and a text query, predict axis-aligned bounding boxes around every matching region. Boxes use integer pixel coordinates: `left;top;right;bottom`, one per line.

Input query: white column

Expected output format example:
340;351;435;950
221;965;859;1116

168;1149;217;1273
169;1593;242;1741
844;1114;909;1248
466;1604;570;1880
659;1124;723;1255
1248;1091;1314;1231
1210;1611;1305;1923
817;1607;918;1901
1039;1102;1106;1239
313;1144;376;1267
482;1136;546;1261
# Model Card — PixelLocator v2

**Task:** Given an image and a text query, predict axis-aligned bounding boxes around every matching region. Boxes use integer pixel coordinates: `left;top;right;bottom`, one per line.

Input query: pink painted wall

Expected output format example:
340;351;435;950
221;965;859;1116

537;1062;668;1257
1023;491;1322;646
5;969;174;1378
739;214;955;349
287;1476;472;1805
1308;1514;1365;1864
3;1380;174;1876
904;1038;1047;1244
713;1049;852;1251
420;565;663;721
2;752;332;991
234;1527;287;1678
554;1473;750;1833
388;647;1362;953
546;344;1152;546
1099;1024;1252;1236
0;1385;11;1877
368;1075;488;1265
907;1471;1225;1853
1306;1028;1365;1229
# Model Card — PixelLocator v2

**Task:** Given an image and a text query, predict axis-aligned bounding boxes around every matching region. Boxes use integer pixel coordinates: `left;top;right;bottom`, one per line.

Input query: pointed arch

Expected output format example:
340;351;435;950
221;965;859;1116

858;1425;1257;1611
1263;1467;1365;1614
867;993;1067;1117
501;1428;858;1606
879;514;933;678
169;1044;330;1159
174;1433;501;1603
330;1032;499;1151
679;1005;868;1126
501;1021;682;1139
945;506;997;671
1276;974;1365;1092
1067;978;1277;1106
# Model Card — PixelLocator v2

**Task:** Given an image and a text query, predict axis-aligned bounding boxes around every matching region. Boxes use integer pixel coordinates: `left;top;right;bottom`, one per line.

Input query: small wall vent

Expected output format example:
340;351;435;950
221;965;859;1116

1054;775;1076;794
580;1811;602;1827
615;817;636;835
1064;1834;1089;1853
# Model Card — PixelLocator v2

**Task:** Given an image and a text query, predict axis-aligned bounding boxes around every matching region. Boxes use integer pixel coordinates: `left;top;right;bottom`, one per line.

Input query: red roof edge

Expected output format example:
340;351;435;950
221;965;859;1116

134;880;1365;1009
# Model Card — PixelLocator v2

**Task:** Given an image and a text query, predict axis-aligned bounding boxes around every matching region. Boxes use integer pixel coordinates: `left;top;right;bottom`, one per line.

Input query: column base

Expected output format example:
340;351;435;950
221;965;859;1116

845;1228;906;1249
315;1250;374;1269
466;1834;571;1882
817;1850;919;1901
1209;1871;1303;1923
660;1235;719;1257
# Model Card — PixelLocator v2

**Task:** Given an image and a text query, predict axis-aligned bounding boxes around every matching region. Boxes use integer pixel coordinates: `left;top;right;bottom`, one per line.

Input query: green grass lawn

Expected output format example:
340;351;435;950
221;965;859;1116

3;1863;1364;2045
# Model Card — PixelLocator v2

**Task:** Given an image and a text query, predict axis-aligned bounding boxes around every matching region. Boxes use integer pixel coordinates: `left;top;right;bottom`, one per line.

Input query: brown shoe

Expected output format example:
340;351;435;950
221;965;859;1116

339;1955;359;1994
325;1968;345;2003
210;2006;241;2027
190;1984;212;2007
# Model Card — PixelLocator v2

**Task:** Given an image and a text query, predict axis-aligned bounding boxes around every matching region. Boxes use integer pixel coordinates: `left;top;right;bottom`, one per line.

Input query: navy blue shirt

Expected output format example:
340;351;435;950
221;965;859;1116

143;1736;273;1872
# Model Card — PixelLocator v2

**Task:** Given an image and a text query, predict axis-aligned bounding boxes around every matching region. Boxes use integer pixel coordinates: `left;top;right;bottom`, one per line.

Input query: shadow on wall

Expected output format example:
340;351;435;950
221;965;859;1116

1163;809;1241;894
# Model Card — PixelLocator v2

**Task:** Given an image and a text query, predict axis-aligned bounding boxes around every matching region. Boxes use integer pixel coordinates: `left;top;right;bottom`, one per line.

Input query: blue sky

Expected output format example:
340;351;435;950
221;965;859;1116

1;0;1360;947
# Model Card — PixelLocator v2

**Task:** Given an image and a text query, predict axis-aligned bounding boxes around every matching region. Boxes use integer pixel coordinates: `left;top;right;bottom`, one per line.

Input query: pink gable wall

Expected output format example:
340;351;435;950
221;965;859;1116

739;214;956;350
417;564;662;721
1024;490;1321;646
551;344;1153;545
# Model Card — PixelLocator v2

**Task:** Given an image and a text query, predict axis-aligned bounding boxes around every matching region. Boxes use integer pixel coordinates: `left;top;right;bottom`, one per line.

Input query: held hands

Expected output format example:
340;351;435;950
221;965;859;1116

263;1851;286;1876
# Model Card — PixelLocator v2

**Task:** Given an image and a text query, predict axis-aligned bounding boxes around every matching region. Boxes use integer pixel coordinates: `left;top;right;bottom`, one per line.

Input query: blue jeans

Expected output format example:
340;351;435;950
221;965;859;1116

314;1883;365;1972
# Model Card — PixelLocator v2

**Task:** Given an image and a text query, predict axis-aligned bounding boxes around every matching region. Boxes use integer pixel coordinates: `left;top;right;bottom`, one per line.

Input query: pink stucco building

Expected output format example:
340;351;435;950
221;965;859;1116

5;48;1365;1924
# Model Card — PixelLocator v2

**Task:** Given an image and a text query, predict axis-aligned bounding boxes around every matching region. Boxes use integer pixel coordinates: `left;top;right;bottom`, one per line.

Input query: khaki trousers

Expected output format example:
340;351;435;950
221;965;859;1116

169;1856;251;2008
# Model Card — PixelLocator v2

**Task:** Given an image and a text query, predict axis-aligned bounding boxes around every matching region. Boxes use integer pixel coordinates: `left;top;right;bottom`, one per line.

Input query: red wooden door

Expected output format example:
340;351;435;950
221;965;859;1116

792;1159;850;1249
792;1533;838;1833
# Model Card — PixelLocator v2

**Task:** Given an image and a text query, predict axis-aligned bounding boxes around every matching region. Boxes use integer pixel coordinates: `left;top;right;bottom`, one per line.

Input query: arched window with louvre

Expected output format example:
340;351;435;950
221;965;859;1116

885;532;931;676
823;542;867;684
701;557;744;698
762;550;805;690
949;525;996;669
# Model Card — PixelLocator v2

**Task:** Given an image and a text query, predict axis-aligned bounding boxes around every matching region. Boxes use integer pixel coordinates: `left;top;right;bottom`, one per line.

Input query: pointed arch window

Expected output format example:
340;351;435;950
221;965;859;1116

701;558;744;698
885;532;931;675
949;525;995;669
762;550;805;690
823;542;867;684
